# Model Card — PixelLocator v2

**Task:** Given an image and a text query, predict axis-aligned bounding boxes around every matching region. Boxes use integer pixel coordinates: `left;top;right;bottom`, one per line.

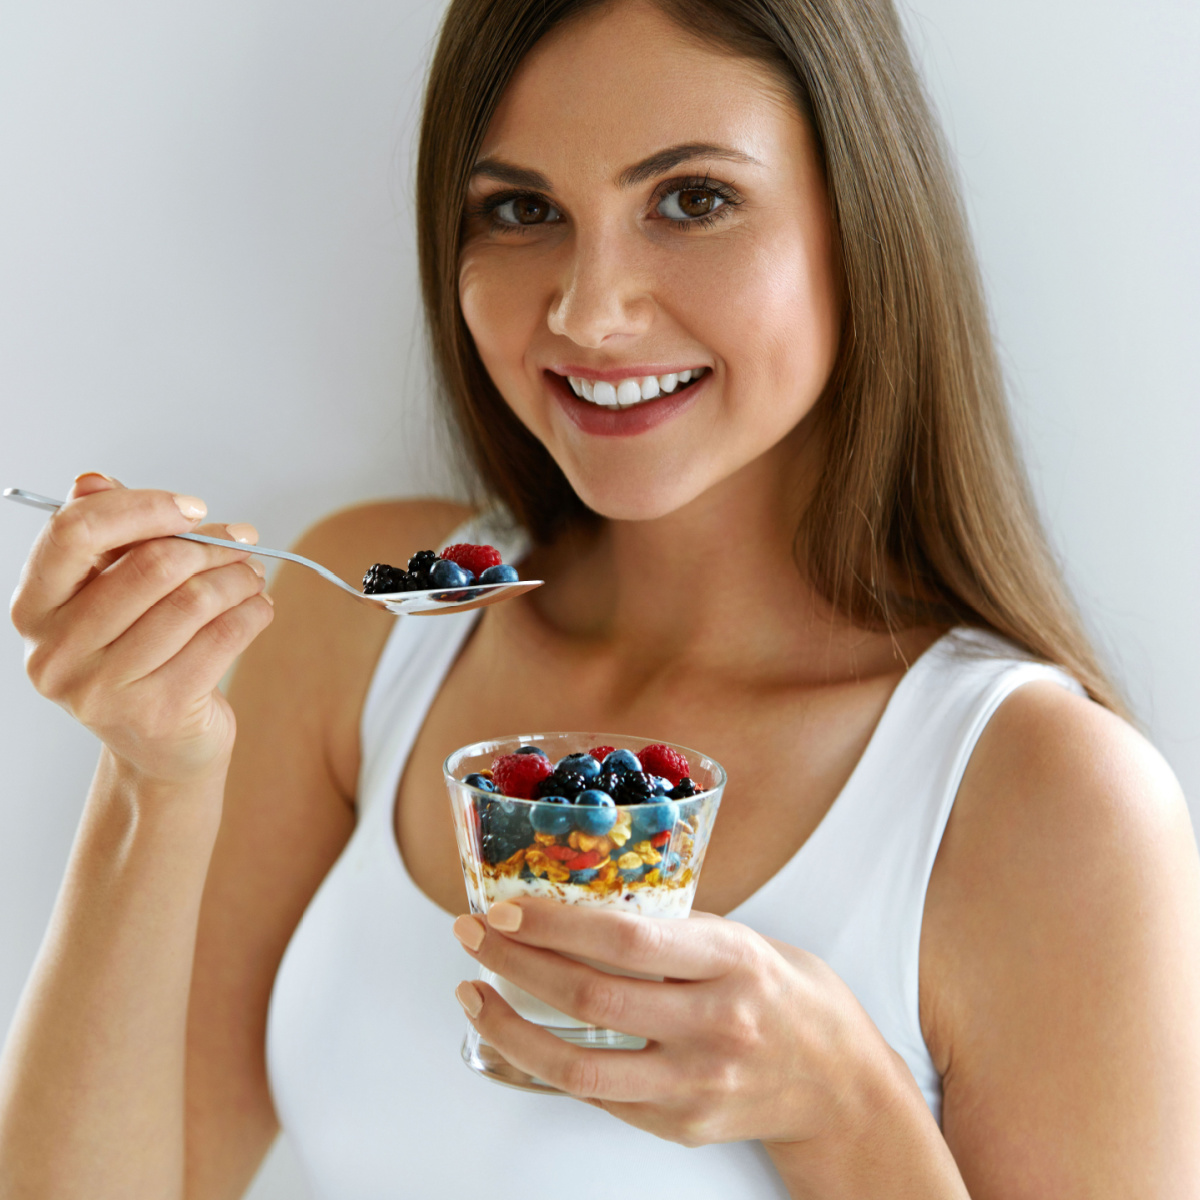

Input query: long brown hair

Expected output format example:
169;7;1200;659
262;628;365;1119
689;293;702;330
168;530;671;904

415;0;1124;715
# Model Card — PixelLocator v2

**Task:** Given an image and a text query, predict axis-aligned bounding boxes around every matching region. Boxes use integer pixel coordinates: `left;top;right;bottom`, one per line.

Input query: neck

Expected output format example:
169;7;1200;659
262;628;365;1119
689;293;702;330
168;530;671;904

528;421;890;683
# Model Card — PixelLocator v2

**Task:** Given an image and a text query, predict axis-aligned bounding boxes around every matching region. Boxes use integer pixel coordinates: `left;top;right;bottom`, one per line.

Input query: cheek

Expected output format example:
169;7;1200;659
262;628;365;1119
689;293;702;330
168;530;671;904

458;250;543;394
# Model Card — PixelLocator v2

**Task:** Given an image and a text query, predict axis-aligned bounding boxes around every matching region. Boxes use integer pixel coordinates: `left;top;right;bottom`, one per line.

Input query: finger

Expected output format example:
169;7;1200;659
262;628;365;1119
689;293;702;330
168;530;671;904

483;898;746;982
141;589;274;699
457;979;666;1102
50;523;260;654
102;559;268;684
15;486;208;623
456;914;693;1042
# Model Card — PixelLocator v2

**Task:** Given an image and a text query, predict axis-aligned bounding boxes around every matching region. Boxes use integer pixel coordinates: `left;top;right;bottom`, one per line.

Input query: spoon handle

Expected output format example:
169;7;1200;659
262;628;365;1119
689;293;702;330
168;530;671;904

3;488;363;597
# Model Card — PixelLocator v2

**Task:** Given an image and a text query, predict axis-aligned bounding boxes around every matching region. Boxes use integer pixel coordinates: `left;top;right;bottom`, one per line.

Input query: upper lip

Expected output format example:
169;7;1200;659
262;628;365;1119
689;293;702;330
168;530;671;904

548;364;709;383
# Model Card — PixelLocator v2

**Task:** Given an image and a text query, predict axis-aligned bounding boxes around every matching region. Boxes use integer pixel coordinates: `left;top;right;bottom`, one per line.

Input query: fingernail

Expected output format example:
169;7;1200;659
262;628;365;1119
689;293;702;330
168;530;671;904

247;558;266;579
262;591;274;606
73;471;120;485
226;522;258;544
455;981;483;1019
487;902;522;932
172;494;207;521
453;915;485;952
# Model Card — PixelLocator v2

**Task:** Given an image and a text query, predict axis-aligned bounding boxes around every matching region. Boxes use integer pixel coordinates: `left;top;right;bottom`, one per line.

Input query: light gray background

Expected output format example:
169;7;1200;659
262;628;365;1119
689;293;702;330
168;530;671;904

1;1;1196;1195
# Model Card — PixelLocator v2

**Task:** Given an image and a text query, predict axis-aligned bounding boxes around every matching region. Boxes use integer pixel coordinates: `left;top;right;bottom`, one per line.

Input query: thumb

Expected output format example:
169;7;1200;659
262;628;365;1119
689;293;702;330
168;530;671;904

68;471;125;500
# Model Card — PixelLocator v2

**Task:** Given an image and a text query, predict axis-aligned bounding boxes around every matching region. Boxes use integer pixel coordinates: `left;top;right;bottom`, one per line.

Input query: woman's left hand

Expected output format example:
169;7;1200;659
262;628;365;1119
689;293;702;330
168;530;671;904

451;897;901;1150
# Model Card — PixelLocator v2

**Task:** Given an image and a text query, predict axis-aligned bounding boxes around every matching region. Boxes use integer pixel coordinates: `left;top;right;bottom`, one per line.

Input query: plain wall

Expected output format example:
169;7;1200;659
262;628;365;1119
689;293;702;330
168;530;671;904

1;1;1196;1195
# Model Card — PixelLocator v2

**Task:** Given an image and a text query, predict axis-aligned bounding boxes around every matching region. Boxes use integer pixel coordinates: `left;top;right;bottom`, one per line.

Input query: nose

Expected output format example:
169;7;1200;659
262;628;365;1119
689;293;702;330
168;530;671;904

546;229;654;348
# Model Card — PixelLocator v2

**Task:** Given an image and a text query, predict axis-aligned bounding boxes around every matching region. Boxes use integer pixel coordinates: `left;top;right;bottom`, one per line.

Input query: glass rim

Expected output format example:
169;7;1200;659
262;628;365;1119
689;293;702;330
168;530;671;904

442;730;726;803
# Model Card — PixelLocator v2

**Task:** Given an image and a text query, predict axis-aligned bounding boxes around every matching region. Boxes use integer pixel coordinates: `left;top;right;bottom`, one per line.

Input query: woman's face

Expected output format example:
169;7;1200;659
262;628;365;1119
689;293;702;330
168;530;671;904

458;0;841;522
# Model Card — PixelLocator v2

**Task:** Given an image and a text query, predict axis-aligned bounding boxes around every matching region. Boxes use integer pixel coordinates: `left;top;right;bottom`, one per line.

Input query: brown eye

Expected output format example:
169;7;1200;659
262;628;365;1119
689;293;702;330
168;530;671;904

677;190;714;217
494;195;556;226
656;186;729;223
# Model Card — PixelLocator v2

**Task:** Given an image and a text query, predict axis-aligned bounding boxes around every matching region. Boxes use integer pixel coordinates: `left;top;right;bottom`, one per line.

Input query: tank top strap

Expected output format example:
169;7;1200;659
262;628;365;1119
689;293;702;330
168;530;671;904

732;626;1086;1123
356;506;530;820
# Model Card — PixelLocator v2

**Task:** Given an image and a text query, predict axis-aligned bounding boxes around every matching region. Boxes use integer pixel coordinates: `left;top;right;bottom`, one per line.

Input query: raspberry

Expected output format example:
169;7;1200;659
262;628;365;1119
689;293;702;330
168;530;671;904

441;543;503;578
491;752;553;800
589;745;616;762
637;743;690;786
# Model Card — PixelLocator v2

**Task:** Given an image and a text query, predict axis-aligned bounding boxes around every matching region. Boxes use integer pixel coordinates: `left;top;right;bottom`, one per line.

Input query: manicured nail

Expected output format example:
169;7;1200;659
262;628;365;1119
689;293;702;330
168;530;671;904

172;494;206;521
226;522;258;544
247;558;266;579
487;902;522;932
262;591;274;606
73;471;120;485
453;915;485;952
455;981;483;1019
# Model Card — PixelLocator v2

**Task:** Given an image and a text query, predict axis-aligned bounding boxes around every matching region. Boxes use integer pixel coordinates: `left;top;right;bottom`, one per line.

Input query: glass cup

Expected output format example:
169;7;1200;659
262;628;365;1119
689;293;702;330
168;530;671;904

444;732;725;1093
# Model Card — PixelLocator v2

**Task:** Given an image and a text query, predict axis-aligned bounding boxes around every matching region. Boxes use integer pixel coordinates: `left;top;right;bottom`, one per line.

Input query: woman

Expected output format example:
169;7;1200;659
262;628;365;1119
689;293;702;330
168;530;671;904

2;0;1197;1195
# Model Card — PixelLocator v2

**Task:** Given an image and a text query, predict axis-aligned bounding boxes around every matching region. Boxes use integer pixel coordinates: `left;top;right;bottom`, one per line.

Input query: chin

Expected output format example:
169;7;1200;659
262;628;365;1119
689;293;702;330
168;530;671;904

560;463;713;524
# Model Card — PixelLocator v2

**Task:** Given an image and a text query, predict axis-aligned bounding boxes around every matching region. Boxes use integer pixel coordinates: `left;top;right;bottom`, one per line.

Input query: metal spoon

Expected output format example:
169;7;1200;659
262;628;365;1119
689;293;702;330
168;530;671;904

3;488;542;616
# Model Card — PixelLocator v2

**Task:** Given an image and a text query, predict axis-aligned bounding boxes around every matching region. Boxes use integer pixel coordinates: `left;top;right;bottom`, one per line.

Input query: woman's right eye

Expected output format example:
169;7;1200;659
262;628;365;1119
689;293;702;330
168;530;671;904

491;195;560;228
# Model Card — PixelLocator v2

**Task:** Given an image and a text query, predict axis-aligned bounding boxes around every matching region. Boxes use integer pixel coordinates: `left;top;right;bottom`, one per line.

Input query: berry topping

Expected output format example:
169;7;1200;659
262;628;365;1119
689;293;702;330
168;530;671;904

516;745;549;757
480;798;532;864
463;773;496;792
441;543;503;577
535;768;588;800
491;752;553;799
630;799;678;840
558;753;601;778
429;558;471;589
479;563;519;585
530;796;573;836
361;563;411;594
601;748;642;774
588;745;616;762
574;789;617;835
637;743;690;786
406;549;440;589
669;777;698;799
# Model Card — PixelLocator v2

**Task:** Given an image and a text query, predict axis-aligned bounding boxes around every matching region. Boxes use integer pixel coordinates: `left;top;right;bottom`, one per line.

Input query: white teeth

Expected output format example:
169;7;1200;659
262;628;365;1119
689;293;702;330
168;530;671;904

615;379;642;407
592;380;618;406
566;368;705;407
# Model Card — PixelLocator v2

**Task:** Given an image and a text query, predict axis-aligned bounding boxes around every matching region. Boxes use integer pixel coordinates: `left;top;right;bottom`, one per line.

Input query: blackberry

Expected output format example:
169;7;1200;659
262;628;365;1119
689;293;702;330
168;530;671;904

610;771;653;806
535;769;588;801
406;549;440;589
669;777;698;799
590;770;622;799
479;797;532;866
362;562;409;594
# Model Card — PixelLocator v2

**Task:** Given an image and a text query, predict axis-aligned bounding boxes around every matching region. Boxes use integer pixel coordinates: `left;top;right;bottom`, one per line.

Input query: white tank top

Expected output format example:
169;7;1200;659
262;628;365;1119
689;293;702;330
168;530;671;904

265;515;1085;1199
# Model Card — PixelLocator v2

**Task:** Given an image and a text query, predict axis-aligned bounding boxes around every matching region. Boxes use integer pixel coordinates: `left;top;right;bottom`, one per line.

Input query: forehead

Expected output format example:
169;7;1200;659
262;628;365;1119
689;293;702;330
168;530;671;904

477;0;804;180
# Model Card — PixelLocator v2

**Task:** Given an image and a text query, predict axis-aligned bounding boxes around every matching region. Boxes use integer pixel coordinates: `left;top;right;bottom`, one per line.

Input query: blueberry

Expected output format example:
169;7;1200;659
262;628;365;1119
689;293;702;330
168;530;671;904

570;867;600;884
618;861;647;882
630;799;678;841
530;796;573;836
602;748;642;774
463;773;495;792
649;775;672;795
516;744;548;757
479;563;519;585
661;851;683;877
558;753;601;778
429;558;470;589
574;789;617;835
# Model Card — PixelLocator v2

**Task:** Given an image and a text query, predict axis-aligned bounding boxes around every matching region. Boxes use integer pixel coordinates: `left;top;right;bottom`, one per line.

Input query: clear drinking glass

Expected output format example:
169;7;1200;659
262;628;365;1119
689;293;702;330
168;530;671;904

444;732;725;1093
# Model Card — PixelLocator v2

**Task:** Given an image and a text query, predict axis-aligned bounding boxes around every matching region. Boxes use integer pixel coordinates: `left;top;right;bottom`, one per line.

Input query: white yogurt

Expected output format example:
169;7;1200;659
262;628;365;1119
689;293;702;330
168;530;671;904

478;874;695;1026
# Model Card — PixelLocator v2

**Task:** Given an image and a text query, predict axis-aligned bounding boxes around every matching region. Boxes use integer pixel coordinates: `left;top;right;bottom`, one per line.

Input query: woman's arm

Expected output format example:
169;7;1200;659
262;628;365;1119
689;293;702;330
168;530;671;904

0;474;273;1198
450;684;1200;1197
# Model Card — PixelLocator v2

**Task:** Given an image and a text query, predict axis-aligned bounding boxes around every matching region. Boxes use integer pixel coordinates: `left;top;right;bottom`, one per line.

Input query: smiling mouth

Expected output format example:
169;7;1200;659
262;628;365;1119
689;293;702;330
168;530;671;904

554;367;710;410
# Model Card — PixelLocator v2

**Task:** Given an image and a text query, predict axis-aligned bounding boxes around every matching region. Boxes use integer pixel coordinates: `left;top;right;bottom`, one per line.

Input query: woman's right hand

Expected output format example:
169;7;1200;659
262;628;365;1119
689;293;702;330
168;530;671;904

9;472;275;785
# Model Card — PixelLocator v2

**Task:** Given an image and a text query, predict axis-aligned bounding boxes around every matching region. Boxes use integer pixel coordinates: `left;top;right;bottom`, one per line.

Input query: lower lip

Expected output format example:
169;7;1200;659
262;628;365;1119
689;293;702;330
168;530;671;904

547;371;708;437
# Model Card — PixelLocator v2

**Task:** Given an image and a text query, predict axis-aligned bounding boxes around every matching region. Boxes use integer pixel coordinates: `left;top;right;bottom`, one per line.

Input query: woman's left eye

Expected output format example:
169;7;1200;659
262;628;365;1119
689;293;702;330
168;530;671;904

656;187;729;223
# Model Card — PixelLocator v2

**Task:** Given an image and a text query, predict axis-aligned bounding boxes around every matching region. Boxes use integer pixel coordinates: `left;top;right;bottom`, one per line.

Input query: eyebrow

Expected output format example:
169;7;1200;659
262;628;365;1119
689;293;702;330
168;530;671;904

469;142;763;192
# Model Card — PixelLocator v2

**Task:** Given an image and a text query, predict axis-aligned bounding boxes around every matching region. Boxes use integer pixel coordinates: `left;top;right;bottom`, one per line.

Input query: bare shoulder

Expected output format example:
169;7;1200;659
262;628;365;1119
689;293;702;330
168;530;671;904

921;679;1200;1196
235;496;475;796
